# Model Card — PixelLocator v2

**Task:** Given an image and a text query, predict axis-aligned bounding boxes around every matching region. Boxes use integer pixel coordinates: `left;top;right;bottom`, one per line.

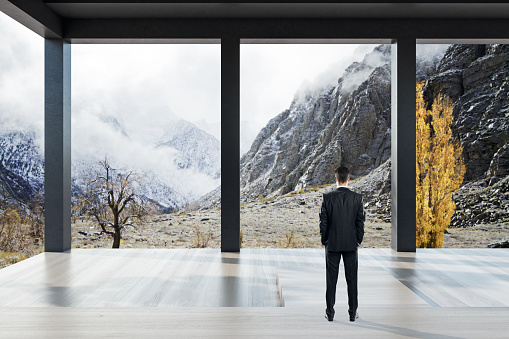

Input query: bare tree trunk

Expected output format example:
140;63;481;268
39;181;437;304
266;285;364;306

112;211;121;248
112;227;121;248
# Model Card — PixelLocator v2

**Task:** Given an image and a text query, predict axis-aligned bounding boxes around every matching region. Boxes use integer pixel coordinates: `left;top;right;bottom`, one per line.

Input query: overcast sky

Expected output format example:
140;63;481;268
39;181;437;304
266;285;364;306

72;43;221;141
0;12;375;151
0;12;43;136
1;11;450;154
0;12;453;198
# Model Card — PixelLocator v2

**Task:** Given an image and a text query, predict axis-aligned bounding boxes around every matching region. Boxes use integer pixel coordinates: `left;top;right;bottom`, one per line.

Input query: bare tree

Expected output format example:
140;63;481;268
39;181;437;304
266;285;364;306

84;158;147;248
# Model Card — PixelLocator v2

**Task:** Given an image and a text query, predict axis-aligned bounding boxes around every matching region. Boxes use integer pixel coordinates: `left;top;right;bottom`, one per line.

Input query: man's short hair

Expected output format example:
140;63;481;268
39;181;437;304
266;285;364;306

335;166;350;183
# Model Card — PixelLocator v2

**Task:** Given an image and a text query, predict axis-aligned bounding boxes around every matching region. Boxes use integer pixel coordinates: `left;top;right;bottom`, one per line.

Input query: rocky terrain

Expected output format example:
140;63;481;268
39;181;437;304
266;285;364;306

71;157;507;251
193;43;509;248
451;176;509;228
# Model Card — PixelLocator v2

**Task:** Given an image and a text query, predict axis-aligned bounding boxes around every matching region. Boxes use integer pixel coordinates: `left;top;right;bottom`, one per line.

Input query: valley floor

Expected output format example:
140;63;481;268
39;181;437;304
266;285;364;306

71;184;509;250
71;215;509;250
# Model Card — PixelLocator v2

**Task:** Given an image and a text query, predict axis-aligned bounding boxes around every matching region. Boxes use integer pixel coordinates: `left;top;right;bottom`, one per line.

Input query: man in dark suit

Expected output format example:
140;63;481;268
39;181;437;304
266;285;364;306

319;166;365;322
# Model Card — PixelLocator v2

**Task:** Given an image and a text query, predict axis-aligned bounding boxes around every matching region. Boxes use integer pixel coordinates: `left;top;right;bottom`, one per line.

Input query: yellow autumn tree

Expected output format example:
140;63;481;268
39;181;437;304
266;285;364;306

416;82;465;248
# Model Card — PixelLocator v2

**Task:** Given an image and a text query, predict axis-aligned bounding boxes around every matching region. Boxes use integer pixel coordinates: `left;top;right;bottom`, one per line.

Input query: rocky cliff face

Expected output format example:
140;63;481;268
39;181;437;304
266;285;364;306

422;44;509;228
240;45;391;201
423;44;509;183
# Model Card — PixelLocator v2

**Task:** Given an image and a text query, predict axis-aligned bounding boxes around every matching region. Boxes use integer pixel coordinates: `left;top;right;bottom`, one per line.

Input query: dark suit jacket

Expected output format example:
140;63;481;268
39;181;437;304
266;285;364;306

319;187;365;251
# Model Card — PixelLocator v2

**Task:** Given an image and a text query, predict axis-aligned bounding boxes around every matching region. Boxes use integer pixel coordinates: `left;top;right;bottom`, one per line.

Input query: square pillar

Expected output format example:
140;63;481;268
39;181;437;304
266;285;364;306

221;37;240;252
391;38;416;252
44;39;71;252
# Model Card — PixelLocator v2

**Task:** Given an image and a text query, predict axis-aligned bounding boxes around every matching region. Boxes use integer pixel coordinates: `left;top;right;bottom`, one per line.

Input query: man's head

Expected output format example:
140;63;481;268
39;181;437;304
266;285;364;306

334;166;350;185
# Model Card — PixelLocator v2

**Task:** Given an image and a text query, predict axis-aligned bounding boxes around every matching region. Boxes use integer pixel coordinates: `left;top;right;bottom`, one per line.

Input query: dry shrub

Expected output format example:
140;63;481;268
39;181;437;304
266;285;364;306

278;228;305;248
0;204;28;252
0;197;44;268
193;225;213;248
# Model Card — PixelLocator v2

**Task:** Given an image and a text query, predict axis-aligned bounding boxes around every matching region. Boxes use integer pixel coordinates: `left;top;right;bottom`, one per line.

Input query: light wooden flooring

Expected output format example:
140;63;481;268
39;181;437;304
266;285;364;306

0;248;508;338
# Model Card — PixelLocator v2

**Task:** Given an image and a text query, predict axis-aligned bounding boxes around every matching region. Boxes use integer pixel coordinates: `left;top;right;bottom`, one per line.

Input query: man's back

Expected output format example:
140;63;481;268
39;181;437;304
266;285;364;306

320;167;365;322
319;187;365;252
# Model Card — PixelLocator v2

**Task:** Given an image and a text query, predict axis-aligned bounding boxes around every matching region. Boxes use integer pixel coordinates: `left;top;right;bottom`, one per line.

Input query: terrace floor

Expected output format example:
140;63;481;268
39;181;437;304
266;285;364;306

0;248;508;338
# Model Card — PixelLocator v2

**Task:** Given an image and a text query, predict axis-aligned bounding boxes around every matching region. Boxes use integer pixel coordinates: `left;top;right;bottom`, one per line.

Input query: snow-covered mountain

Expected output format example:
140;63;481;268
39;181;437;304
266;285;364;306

0;113;221;211
71;112;221;211
0;130;44;204
156;119;221;180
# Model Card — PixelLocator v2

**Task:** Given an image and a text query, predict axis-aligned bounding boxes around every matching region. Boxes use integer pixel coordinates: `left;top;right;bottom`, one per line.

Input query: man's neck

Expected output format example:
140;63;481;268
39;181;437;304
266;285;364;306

337;182;348;188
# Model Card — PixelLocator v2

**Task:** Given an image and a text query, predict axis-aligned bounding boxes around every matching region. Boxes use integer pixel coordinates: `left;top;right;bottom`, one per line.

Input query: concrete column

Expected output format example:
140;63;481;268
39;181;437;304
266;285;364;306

221;37;240;252
391;38;416;252
44;39;71;252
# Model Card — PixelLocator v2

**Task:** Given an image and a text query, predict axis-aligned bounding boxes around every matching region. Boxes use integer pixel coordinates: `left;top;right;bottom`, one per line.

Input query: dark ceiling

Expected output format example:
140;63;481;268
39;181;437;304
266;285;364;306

2;1;509;40
44;2;509;19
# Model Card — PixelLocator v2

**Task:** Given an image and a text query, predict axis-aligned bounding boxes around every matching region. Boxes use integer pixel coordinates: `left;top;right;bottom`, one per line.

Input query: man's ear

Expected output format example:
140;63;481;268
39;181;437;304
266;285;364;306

334;176;337;183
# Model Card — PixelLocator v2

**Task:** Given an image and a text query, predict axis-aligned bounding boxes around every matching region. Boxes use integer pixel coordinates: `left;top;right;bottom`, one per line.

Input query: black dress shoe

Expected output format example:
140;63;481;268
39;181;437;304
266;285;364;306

325;310;334;321
349;312;359;322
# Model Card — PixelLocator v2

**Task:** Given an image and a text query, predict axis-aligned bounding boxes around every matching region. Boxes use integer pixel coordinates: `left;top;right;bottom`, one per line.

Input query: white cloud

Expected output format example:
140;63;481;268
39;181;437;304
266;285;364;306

0;12;44;136
416;44;450;61
72;44;221;129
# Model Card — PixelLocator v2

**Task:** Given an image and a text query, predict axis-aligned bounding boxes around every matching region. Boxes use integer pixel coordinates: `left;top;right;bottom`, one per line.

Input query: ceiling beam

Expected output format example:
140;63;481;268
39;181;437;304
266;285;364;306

65;18;509;43
1;0;62;38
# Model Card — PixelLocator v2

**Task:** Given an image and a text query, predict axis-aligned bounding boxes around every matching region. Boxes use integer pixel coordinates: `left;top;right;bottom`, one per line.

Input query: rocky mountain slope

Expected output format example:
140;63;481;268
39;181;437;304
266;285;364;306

423;44;509;227
0;130;44;205
240;45;392;201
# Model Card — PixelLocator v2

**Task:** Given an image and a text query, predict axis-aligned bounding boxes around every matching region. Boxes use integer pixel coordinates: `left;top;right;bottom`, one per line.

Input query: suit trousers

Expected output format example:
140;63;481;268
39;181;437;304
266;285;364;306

325;248;358;316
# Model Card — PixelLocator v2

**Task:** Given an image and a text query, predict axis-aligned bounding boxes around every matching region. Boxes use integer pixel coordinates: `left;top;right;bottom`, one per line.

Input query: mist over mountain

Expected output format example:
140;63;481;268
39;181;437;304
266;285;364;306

240;45;392;201
71;110;221;210
156;119;221;180
1;109;221;211
416;44;450;82
3;42;507;229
